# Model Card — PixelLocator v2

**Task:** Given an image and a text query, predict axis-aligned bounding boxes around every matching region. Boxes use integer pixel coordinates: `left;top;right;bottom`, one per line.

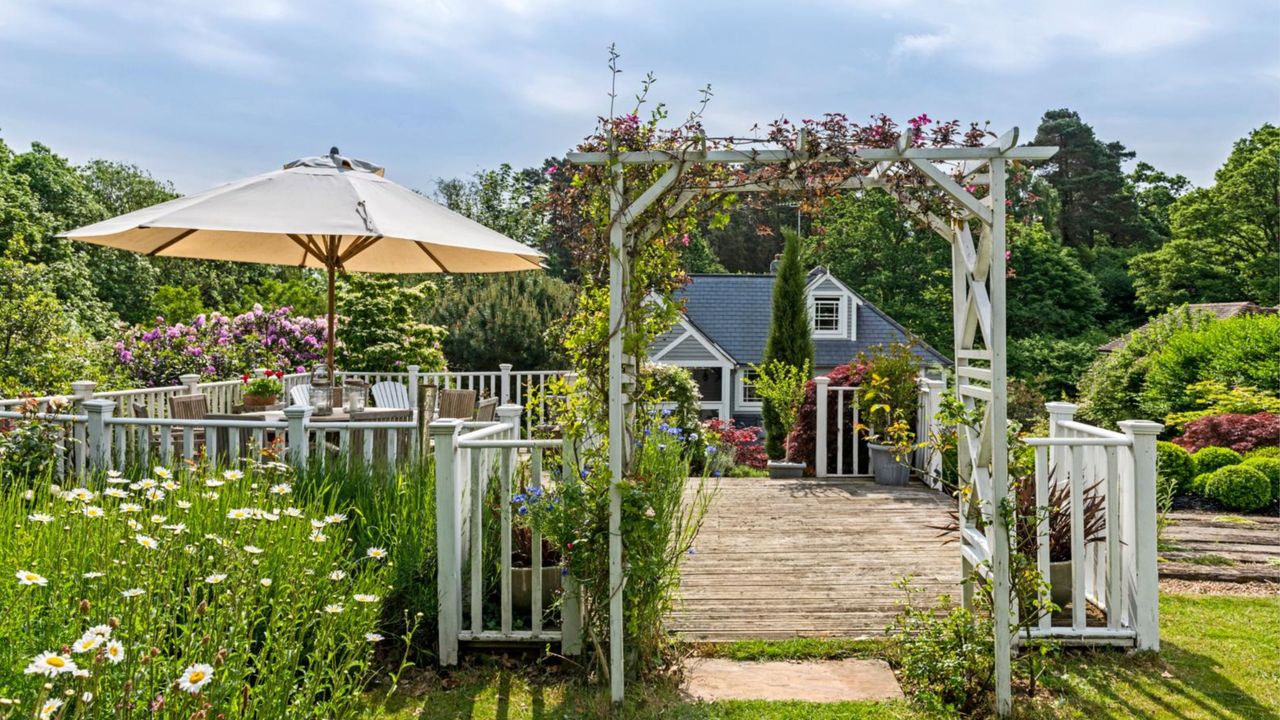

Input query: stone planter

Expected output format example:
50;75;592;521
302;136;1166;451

767;460;805;479
867;443;910;486
512;566;564;614
1049;560;1073;608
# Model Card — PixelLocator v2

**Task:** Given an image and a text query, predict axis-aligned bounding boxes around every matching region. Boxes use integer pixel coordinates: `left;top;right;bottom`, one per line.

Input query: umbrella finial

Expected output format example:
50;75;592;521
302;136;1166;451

329;146;340;156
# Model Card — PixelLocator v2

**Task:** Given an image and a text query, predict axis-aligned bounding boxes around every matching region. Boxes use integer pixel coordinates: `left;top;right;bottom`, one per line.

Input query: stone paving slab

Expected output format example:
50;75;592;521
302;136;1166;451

683;658;904;703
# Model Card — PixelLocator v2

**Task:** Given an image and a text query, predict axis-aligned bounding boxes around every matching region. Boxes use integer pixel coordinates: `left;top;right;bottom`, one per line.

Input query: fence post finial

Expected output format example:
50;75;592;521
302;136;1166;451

499;364;513;405
496;403;523;441
179;373;201;396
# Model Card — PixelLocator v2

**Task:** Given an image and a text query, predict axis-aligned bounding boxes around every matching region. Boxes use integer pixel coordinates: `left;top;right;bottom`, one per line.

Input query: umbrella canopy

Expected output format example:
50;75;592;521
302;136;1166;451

63;149;546;370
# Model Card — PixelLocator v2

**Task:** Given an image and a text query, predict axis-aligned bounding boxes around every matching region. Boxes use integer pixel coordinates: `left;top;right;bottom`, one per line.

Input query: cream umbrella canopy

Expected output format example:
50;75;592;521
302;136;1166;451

62;149;545;371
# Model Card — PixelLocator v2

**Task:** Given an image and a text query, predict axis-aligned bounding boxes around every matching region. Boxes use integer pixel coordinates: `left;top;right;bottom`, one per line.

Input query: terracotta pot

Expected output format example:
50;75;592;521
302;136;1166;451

242;393;277;409
511;567;564;614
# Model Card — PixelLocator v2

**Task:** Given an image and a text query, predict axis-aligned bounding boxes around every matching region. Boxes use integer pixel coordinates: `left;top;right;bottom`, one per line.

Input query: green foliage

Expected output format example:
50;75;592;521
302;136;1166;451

1076;306;1215;427
149;284;207;322
1008;332;1103;400
1129;125;1280;312
1156;440;1195;496
1006;222;1103;337
887;582;994;715
435;162;561;276
749;359;810;461
1244;446;1280;461
639;363;703;442
678;231;727;273
808;189;952;351
1164;380;1280;429
1138;314;1280;421
762;229;815;460
1204;465;1273;512
336;275;447;373
856;344;922;437
236;276;327;317
1191;446;1243;477
0;258;102;396
1241;457;1280;504
0;400;71;488
424;273;572;371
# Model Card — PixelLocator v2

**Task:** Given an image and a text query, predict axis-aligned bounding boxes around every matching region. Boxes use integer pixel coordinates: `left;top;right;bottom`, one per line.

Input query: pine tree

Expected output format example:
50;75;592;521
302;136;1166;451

762;229;815;460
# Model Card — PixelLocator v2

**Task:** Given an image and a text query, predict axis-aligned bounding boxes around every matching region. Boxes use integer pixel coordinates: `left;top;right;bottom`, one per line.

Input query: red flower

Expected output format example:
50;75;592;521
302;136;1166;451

240;374;250;383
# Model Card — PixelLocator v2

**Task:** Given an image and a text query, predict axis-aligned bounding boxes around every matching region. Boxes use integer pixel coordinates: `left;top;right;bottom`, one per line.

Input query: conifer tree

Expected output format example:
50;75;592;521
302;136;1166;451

762;228;815;460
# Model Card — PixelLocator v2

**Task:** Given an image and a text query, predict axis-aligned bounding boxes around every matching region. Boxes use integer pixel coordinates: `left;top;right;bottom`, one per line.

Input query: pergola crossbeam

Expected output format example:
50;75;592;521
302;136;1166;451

566;145;1057;166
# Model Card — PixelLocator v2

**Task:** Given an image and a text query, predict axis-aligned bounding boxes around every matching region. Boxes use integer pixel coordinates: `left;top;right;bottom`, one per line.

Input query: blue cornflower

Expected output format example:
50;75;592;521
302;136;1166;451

512;493;526;504
660;409;672;417
705;446;717;455
580;468;589;479
517;506;528;516
643;428;651;436
713;470;722;477
658;422;670;432
530;487;544;498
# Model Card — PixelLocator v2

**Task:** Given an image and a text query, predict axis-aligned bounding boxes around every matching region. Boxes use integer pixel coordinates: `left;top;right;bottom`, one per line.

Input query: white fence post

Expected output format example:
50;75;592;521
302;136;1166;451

432;418;464;665
919;377;946;486
70;381;97;407
499;364;513;405
1119;419;1162;652
283;406;310;470
814;377;829;478
83;399;115;474
497;404;522;442
179;373;201;396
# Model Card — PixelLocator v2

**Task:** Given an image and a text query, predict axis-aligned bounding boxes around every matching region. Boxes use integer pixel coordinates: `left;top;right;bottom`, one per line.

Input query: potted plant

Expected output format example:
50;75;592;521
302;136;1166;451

857;345;922;485
240;371;284;411
751;360;811;478
510;524;564;615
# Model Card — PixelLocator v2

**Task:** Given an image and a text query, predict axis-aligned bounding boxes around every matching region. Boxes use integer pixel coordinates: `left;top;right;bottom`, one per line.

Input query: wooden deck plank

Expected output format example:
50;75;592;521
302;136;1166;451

671;476;959;641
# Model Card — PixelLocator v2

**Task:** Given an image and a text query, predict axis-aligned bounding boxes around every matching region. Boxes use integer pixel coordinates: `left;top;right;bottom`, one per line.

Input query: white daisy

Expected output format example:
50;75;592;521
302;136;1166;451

365;632;385;642
103;640;125;664
82;571;105;579
105;476;129;485
106;469;122;478
120;588;144;598
119;503;142;514
135;534;159;550
259;578;273;587
16;570;47;586
162;523;187;534
69;487;97;502
202;491;219;500
204;573;227;584
144;488;165;502
323;513;347;525
82;505;105;519
104;488;129;498
226;508;252;520
328;570;347;581
282;506;305;518
133;478;158;490
366;547;388;560
253;509;279;522
127;519;142;531
25;651;77;677
153;466;172;479
149;514;167;524
353;593;380;603
71;635;102;654
27;513;54;523
324;603;344;614
177;500;192;509
160;480;179;492
205;478;225;488
309;530;328;543
222;470;244;481
269;483;292;495
39;699;63;718
243;545;264;554
177;663;214;694
81;624;112;640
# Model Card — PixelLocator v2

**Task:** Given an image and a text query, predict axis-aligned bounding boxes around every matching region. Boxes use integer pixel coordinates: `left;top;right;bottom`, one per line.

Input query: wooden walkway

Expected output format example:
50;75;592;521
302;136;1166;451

670;476;959;642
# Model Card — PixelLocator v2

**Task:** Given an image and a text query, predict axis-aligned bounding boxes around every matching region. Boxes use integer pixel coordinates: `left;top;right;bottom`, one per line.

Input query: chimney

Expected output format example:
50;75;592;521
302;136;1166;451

768;254;782;273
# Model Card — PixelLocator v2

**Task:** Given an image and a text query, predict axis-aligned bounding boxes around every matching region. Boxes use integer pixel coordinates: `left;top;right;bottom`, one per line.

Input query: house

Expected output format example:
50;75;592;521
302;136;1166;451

1097;302;1277;353
648;267;950;424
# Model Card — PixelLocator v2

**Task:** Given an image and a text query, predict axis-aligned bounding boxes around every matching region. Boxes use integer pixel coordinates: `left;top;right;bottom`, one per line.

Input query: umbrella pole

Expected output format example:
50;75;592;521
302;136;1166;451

327;263;336;372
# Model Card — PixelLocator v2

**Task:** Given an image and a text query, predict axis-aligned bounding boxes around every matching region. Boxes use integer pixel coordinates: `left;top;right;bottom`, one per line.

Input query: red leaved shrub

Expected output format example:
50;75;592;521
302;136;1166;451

705;418;767;469
1174;412;1280;454
789;361;871;474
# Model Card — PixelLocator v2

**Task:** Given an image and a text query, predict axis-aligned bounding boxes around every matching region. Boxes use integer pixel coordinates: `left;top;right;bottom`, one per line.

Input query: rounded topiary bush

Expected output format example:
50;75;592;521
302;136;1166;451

1191;446;1243;477
1204;465;1273;512
1156;440;1195;496
1244;446;1280;461
1189;472;1213;496
1241;457;1280;504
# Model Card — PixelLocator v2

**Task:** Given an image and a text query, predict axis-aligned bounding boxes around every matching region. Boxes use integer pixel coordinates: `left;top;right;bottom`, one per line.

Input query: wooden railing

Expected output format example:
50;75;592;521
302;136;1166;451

431;406;583;665
812;378;865;478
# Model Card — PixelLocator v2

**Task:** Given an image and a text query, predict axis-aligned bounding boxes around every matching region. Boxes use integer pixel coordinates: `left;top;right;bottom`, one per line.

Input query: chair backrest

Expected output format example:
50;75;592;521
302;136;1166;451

131;400;149;419
350;408;413;422
289;384;313;407
437;389;477;420
168;394;208;420
475;397;499;422
370;381;411;409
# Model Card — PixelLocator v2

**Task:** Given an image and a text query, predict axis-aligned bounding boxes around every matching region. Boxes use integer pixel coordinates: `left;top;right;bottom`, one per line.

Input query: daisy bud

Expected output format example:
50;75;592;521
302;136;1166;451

79;599;92;614
196;600;208;616
201;634;211;646
150;646;161;657
110;617;120;628
215;648;228;666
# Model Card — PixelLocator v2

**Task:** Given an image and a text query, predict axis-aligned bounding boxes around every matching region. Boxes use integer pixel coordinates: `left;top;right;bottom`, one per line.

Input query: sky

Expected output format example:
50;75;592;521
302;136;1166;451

0;0;1276;195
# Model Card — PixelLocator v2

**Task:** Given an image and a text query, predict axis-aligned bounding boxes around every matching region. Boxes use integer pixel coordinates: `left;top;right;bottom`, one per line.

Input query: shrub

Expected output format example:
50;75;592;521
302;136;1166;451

0;399;70;489
0;464;392;717
336;275;447;373
704;418;766;471
1164;380;1280;429
1204;465;1273;512
1190;446;1243;476
1189;472;1213;497
1241;457;1280;504
1175;413;1280;454
1156;440;1195;496
790;361;869;474
1245;446;1280;460
641;364;706;460
888;583;993;715
750;359;810;461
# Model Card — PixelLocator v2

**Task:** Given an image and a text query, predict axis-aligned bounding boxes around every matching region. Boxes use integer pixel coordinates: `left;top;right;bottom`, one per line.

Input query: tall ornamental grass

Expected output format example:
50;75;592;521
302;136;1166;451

0;464;393;718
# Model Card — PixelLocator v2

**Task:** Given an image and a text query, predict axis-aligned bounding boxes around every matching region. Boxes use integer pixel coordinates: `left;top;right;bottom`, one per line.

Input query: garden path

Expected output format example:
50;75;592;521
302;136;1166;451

670;476;957;641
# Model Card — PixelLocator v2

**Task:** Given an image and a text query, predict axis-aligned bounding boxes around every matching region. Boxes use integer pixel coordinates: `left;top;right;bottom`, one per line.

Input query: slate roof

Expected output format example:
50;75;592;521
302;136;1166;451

672;271;951;368
1097;302;1276;352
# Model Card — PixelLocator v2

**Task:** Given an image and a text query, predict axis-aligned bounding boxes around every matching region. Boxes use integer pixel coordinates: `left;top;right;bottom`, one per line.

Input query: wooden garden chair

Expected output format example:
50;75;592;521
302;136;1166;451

437;389;477;420
474;397;499;422
371;380;411;409
346;408;414;466
289;384;313;408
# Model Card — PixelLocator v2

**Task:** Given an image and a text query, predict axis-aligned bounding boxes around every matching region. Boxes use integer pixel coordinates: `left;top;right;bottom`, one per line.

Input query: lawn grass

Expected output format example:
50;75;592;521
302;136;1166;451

364;592;1279;719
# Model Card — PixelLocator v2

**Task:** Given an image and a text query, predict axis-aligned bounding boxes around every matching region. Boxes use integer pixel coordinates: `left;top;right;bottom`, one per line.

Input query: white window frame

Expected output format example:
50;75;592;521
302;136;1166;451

737;368;763;410
810;295;846;338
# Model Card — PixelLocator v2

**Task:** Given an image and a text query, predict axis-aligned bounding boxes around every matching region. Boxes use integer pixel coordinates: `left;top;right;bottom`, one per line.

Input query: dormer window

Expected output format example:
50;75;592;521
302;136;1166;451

812;296;842;334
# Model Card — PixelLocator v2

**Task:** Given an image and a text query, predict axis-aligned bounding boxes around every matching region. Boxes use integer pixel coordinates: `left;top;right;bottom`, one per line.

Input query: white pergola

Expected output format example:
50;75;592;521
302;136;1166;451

567;127;1057;716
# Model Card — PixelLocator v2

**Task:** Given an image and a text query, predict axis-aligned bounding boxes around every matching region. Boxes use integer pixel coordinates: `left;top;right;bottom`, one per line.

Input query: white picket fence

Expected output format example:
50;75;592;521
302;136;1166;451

431;405;583;664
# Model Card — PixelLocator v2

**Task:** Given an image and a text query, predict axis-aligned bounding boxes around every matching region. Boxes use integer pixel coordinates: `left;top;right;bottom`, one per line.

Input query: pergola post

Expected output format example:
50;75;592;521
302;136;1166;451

989;157;1013;717
607;164;627;704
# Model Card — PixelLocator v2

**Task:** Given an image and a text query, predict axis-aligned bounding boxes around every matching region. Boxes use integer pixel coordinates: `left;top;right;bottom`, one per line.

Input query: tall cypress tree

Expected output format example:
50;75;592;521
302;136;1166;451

761;228;815;460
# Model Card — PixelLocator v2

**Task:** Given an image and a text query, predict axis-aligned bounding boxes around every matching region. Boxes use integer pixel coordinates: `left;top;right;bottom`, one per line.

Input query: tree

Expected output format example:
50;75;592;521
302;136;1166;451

424;272;573;371
335;275;447;373
1129;124;1280;311
1032;109;1153;250
0;259;102;396
761;229;814;460
1005;223;1103;338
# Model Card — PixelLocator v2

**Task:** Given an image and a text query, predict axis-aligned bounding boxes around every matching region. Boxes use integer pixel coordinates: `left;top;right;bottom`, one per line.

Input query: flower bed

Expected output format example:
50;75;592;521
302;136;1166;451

0;464;392;717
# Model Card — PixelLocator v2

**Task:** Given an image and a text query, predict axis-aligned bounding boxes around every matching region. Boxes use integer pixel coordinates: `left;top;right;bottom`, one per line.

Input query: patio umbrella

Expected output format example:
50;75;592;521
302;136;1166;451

62;148;545;371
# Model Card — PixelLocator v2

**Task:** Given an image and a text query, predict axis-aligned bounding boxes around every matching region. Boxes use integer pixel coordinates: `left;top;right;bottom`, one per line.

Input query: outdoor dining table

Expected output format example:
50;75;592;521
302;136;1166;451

240;408;360;423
